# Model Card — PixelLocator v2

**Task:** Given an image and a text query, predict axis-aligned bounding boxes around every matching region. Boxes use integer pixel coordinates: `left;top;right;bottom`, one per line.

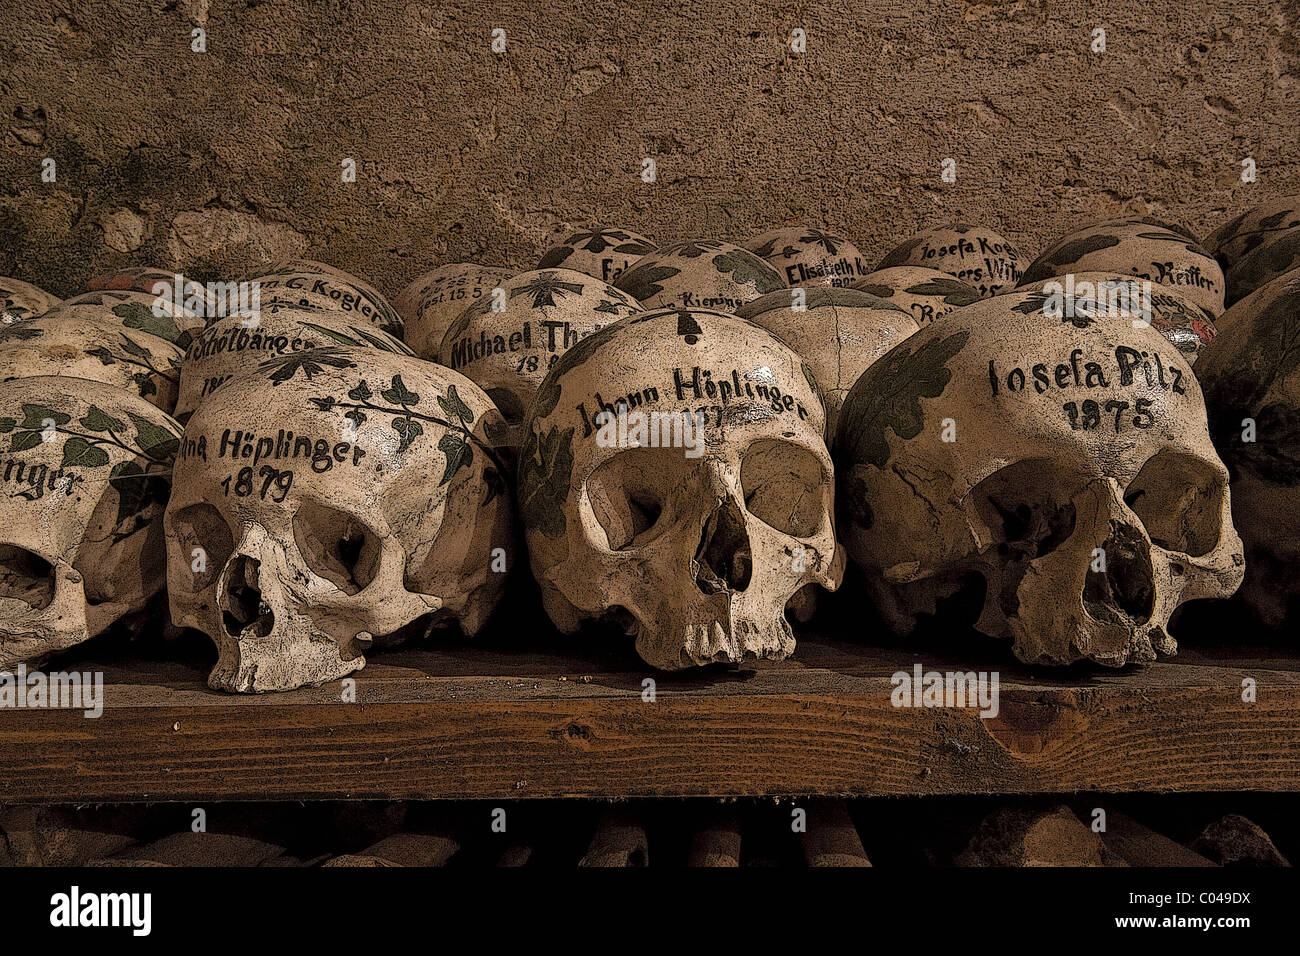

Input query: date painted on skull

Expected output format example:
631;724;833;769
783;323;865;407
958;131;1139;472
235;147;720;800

834;292;1244;669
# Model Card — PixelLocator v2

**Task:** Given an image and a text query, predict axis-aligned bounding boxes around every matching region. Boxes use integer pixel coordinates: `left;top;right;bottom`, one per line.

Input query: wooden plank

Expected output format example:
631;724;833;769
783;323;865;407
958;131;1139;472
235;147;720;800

0;632;1297;803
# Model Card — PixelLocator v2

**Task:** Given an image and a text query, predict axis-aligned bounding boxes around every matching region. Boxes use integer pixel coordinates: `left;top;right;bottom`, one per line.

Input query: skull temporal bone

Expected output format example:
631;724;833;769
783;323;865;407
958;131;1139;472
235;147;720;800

518;307;844;669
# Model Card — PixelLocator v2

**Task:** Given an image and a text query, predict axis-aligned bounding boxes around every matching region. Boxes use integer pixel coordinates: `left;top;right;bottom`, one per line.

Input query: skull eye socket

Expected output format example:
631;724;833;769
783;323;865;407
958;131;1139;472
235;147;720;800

292;502;381;595
740;439;828;538
485;387;525;425
1124;451;1223;557
586;447;690;551
167;503;234;593
970;459;1078;557
0;545;56;611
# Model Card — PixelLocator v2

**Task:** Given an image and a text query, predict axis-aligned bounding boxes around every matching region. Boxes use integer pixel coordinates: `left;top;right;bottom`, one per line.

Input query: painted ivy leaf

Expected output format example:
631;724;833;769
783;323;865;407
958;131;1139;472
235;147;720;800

662;240;725;258
860;283;894;298
712;249;784;293
517;424;574;539
344;408;367;430
117;334;153;359
381;374;420;407
86;345;117;366
127;412;180;462
80;405;126;433
61;436;111;469
0;418;14;433
310;396;337;411
392;416;424;453
482;466;507;506
878;234;928;269
9;430;42;452
348;380;373;401
616;264;679;301
484;416;513;449
437;431;473;484
437;384;474;424
836;330;969;470
114;301;187;346
20;404;69;430
108;460;164;529
749;238;779;259
135;375;158;398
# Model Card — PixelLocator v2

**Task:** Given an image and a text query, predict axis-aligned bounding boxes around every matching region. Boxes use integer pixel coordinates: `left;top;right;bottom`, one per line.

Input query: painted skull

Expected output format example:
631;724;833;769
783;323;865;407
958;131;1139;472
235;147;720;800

0;377;180;666
518;307;844;669
165;348;514;692
835;290;1245;667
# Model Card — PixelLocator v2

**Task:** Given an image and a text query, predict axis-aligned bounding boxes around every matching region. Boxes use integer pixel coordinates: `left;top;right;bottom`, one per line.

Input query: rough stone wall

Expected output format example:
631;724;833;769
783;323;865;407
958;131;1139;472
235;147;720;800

1;0;1297;301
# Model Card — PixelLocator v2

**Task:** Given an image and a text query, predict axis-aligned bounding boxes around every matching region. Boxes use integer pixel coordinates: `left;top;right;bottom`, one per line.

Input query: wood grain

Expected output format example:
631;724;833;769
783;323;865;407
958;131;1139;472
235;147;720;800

0;632;1296;803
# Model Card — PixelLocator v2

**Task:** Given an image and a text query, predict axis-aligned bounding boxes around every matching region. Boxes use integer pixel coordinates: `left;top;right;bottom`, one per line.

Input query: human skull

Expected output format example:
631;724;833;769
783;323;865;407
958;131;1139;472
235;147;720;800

614;240;786;311
437;268;642;439
851;267;981;327
165;348;514;692
735;287;920;434
834;290;1245;667
743;226;868;288
246;260;404;338
537;228;655;283
518;306;843;669
1015;272;1218;364
393;264;514;358
1225;225;1300;306
0;376;180;667
1196;267;1300;629
877;223;1028;297
1020;220;1225;317
0;308;184;412
0;277;59;324
1203;197;1300;271
175;304;413;421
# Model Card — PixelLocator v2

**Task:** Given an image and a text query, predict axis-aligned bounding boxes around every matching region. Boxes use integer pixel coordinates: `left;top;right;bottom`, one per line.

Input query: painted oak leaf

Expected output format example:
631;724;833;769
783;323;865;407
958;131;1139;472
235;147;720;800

836;330;969;470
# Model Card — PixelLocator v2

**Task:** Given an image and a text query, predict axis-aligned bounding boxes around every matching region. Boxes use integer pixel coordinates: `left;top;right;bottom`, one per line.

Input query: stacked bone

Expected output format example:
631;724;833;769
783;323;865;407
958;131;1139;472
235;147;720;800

0;269;198;668
0;199;1297;694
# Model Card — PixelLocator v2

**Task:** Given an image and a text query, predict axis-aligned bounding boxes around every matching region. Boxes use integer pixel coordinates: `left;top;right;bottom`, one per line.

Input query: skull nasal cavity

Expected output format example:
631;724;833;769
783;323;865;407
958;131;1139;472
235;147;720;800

222;555;275;638
1083;523;1155;626
694;498;752;594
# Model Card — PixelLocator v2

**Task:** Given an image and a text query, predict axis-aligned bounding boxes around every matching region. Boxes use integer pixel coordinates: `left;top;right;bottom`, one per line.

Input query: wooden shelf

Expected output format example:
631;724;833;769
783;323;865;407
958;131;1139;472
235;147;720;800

2;623;1297;803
